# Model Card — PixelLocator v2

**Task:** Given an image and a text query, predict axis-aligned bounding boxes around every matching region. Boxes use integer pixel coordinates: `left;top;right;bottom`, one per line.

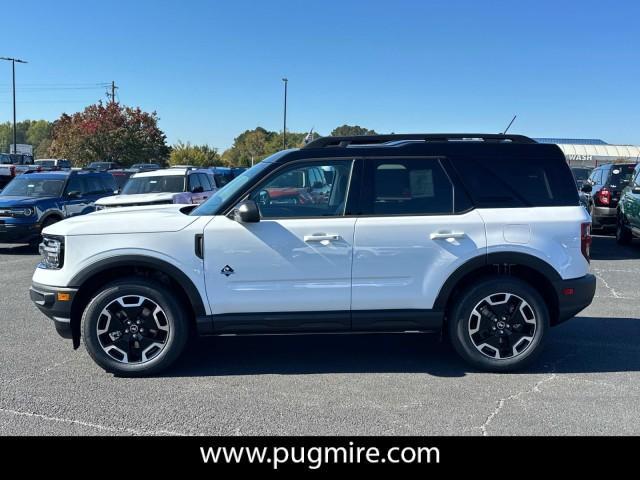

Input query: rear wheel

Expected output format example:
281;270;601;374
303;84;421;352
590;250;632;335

616;214;633;245
448;277;548;372
82;278;189;376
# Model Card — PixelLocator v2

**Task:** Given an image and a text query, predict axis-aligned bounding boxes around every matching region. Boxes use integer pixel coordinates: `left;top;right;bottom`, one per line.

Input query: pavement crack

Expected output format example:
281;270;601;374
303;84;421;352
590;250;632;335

593;271;623;299
0;406;190;436
480;354;573;436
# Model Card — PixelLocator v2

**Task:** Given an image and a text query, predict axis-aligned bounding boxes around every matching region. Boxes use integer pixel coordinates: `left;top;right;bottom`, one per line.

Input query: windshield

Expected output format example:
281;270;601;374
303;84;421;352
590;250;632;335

191;161;272;216
122;175;185;194
571;168;591;181
0;154;14;165
1;177;65;197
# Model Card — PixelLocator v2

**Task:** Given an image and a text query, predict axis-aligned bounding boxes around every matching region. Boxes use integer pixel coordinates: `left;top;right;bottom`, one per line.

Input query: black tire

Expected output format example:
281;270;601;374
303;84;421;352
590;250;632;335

448;276;549;372
82;277;189;376
616;214;633;245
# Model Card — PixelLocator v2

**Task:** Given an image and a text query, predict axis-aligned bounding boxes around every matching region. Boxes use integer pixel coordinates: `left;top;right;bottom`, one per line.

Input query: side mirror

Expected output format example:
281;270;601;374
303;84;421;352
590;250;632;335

234;200;260;223
67;191;81;198
191;186;204;194
581;184;592;193
633;186;640;194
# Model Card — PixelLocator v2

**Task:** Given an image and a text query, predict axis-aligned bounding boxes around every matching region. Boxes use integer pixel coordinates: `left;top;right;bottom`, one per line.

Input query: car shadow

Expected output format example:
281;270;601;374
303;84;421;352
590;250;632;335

161;316;640;378
0;244;37;255
590;235;639;260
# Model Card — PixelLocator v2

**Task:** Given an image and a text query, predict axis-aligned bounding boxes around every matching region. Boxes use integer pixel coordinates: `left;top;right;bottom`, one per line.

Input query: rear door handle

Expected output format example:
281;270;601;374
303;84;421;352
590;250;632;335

304;234;341;242
430;231;466;240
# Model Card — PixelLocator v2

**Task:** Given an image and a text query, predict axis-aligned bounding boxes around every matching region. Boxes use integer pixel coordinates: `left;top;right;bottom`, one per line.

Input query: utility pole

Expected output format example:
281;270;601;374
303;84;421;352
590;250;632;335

282;78;288;149
0;57;28;153
107;80;118;104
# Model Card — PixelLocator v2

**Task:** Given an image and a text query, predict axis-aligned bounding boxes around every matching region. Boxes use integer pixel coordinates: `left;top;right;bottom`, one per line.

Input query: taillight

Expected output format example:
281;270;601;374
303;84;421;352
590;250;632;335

581;222;591;262
597;188;611;206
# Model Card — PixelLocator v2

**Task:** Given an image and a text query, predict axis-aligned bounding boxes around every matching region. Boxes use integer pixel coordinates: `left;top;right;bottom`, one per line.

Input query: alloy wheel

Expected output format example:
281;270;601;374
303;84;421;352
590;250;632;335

468;292;537;360
96;295;170;364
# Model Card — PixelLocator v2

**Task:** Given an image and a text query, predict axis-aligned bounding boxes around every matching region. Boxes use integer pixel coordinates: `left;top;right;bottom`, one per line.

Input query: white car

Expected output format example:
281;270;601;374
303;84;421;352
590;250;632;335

95;167;216;209
30;134;596;376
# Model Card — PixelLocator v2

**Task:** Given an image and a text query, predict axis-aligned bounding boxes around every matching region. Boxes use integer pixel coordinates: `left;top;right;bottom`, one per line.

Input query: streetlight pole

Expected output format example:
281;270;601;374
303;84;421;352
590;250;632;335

282;77;288;150
0;57;28;153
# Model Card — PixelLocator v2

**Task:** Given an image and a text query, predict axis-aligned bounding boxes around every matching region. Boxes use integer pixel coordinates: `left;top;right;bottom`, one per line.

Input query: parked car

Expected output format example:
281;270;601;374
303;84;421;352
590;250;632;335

616;163;640;244
30;133;595;376
130;163;161;172
94;167;216;209
34;159;72;171
582;163;637;232
85;161;122;172
208;166;235;187
0;153;36;188
571;166;592;190
0;170;116;246
109;169;137;193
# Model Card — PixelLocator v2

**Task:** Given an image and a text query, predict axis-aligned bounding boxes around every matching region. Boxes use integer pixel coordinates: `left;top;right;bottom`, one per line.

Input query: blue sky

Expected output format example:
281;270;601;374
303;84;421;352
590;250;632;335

2;0;639;149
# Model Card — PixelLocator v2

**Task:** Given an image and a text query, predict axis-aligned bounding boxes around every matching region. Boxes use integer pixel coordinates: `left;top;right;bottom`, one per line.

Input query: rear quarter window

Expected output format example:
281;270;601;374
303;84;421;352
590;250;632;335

451;156;578;207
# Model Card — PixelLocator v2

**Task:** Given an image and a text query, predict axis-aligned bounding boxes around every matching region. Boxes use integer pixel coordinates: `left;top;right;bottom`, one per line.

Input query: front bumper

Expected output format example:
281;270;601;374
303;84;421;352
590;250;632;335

0;221;41;243
30;282;78;339
553;274;596;324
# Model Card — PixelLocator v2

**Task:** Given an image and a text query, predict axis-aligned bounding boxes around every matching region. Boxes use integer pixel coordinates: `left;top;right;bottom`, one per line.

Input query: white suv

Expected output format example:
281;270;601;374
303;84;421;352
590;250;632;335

30;134;596;376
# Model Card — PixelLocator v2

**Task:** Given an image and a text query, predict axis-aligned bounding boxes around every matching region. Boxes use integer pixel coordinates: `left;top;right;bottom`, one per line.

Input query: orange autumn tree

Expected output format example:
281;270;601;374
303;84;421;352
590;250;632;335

48;102;169;167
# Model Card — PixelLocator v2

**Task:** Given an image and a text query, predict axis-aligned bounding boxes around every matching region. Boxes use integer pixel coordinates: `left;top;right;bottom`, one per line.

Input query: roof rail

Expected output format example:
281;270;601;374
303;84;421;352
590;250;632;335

303;133;537;149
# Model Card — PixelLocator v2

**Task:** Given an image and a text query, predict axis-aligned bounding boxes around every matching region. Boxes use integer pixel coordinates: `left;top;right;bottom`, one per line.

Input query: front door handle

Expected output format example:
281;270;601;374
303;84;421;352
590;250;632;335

430;231;466;240
304;234;341;242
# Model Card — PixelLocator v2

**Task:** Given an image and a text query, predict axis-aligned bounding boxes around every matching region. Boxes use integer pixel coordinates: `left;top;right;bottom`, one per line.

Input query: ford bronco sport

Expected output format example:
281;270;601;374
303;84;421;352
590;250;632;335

30;134;596;376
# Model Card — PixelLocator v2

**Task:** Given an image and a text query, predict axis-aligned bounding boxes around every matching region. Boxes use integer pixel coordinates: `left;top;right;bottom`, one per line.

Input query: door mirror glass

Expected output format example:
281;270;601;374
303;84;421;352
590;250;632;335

234;200;260;223
67;190;82;198
581;184;592;193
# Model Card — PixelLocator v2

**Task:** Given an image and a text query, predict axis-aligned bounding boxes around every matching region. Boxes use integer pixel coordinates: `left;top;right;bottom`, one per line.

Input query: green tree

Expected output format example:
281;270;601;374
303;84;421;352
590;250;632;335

169;141;221;167
330;124;378;137
48;102;169;167
0;120;54;155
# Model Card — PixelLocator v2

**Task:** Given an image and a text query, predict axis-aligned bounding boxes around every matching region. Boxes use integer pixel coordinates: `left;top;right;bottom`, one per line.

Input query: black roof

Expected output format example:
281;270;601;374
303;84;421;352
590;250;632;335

303;133;536;149
269;133;564;164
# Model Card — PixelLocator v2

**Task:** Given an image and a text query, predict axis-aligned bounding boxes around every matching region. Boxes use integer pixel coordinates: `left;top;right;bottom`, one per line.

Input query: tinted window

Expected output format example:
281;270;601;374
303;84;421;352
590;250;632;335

101;175;117;193
362;158;453;215
65;176;84;196
607;164;636;189
84;176;105;195
589;169;603;185
199;173;213;191
452;156;578;207
188;174;202;192
250;161;352;218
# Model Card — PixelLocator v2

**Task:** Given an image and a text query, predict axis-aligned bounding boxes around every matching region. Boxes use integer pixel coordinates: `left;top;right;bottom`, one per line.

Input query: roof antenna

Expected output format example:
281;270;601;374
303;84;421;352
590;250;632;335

502;115;517;134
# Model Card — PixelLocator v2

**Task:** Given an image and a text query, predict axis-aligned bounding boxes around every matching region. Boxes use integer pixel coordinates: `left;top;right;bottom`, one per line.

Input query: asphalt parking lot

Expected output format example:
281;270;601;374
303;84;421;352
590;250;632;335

0;236;639;436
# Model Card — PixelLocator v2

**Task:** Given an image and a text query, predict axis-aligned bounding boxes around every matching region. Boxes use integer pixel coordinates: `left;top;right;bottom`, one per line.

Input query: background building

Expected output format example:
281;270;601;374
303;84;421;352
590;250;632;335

534;138;640;167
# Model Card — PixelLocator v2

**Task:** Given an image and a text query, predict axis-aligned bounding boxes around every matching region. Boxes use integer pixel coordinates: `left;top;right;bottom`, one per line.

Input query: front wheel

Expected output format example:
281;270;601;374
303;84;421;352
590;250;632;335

82;278;189;376
448;277;549;372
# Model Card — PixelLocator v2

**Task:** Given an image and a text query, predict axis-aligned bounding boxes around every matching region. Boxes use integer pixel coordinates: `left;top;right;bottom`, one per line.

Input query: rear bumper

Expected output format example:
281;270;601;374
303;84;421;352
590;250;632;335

592;206;617;228
29;282;78;339
0;222;40;243
553;274;596;324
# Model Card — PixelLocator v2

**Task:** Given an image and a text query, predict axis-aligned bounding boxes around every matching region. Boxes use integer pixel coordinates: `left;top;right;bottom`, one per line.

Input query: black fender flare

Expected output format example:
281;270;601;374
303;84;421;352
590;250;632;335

432;252;562;311
69;255;207;317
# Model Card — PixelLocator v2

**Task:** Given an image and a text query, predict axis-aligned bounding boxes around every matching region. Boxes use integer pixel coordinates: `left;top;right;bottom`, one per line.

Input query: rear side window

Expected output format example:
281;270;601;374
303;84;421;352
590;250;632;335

362;158;453;215
451;156;578;207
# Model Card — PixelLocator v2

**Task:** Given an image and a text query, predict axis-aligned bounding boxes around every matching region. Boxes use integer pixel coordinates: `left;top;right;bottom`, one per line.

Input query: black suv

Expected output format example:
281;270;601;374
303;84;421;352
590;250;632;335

582;163;637;231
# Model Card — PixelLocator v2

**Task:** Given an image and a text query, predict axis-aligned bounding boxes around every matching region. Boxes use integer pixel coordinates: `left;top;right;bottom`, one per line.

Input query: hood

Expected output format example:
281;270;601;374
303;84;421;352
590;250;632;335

0;196;49;207
43;204;199;236
95;192;177;207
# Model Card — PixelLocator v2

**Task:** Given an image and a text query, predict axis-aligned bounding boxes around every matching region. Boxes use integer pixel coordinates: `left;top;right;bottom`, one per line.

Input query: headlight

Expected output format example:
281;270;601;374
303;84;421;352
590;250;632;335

9;207;34;217
38;235;65;270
